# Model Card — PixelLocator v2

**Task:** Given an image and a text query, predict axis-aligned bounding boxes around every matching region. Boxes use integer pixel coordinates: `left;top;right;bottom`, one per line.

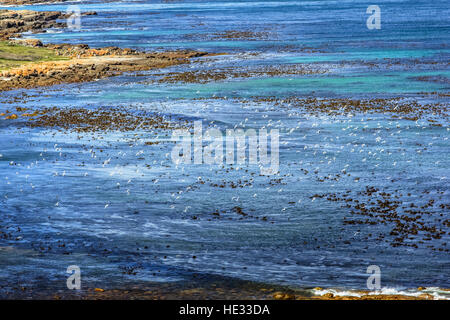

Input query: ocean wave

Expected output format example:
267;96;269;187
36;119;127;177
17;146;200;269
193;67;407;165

312;287;450;300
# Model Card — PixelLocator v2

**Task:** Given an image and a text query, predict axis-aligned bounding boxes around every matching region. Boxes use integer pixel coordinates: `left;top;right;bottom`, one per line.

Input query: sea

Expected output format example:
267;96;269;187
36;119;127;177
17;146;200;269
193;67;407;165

0;0;449;297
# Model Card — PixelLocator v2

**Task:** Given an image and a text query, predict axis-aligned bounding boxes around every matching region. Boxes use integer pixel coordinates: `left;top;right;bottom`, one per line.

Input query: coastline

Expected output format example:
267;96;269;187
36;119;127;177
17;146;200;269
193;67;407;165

1;271;447;300
0;8;209;92
0;4;448;301
0;0;67;5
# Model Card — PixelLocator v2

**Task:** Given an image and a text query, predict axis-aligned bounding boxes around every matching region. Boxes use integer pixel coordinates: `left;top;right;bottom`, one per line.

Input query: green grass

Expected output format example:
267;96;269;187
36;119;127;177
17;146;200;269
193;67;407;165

0;41;68;71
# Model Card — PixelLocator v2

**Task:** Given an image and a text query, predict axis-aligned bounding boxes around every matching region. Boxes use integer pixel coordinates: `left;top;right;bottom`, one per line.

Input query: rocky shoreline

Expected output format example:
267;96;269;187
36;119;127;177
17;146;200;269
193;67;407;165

0;9;209;91
1;272;445;300
0;9;70;40
0;0;68;6
0;48;209;91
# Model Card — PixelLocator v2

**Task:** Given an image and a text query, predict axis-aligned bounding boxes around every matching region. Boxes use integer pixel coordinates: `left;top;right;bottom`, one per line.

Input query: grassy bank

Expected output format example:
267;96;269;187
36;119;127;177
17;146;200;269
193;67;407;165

0;41;67;71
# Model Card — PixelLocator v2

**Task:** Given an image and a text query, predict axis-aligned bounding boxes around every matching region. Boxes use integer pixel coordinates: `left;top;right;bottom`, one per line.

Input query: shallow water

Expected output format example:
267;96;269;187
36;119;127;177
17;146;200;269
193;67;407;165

0;0;449;295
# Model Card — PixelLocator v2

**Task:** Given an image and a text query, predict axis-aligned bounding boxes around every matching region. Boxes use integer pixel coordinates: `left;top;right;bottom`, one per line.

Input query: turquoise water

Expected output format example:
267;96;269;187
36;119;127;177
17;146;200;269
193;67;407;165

0;0;449;295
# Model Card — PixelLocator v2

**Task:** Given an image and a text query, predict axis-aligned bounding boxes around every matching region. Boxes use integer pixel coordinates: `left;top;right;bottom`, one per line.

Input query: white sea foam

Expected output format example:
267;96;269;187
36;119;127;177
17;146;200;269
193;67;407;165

312;287;450;300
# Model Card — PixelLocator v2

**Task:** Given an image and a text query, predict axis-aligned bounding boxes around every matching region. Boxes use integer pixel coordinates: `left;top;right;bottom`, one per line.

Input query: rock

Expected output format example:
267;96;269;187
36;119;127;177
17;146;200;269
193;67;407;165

272;292;295;300
273;292;284;299
5;114;18;120
24;39;43;47
0;9;67;40
82;11;97;16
